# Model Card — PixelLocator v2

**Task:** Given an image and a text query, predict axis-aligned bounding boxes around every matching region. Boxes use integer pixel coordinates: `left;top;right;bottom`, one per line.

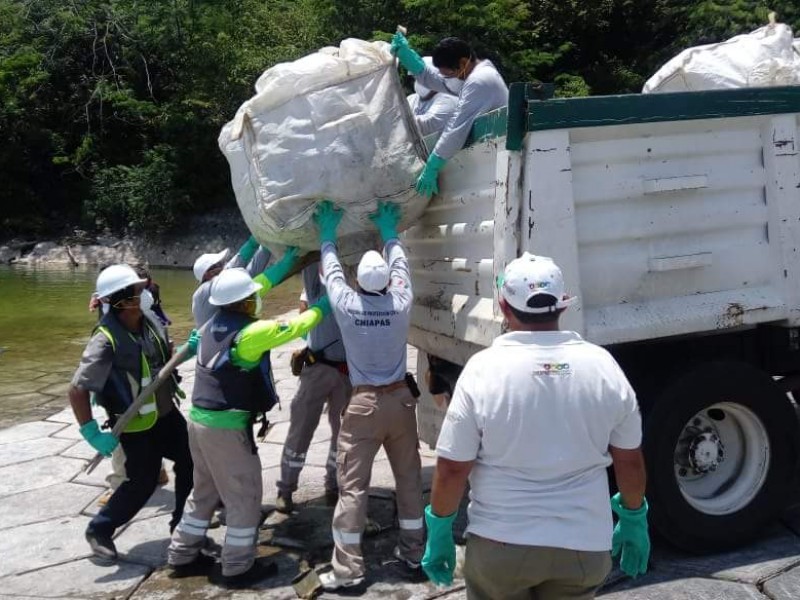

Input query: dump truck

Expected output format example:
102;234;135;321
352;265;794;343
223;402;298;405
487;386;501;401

406;83;800;553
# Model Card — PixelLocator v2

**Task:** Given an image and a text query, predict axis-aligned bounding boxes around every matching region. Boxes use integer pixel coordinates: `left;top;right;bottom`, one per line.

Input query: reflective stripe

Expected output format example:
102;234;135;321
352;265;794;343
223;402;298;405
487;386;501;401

138;403;157;415
182;515;210;528
226;526;257;537
224;535;254;547
177;522;207;537
399;518;424;530
141;376;152;386
332;528;361;545
283;459;305;468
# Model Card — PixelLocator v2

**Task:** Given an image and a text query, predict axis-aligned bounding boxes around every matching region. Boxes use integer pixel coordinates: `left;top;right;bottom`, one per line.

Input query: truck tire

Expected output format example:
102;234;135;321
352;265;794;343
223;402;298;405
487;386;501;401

644;361;798;553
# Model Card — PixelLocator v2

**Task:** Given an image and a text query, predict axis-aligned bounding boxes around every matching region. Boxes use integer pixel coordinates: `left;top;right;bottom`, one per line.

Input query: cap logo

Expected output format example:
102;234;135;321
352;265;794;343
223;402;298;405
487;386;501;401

529;281;550;290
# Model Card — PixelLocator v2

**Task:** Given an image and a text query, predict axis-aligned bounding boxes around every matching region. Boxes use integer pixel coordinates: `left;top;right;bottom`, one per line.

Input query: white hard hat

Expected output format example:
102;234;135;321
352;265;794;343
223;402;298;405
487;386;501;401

209;268;263;306
357;250;391;292
193;249;230;282
499;253;577;314
96;264;147;299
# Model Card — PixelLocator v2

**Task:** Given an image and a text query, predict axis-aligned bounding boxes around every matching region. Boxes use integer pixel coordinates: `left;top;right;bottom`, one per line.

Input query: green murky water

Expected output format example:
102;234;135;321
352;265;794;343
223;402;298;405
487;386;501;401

0;265;301;427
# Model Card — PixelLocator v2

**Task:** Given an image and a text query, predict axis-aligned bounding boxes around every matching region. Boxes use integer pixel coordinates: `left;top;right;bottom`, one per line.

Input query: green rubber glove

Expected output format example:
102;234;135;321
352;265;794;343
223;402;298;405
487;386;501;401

391;31;425;75
261;246;299;287
370;201;401;241
421;505;457;586
79;420;119;457
310;295;331;318
314;200;344;244
237;235;260;264
611;493;651;578
417;153;446;198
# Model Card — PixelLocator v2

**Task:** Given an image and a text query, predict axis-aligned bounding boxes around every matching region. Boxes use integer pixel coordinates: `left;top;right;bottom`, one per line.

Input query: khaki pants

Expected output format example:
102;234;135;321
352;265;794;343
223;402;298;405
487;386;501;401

168;421;263;577
277;362;351;495
331;385;424;578
464;535;612;600
105;446;128;490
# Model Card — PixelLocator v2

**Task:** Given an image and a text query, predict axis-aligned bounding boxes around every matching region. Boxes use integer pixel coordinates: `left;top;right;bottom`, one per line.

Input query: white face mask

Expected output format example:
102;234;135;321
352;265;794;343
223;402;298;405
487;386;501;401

101;302;110;315
252;293;262;318
140;289;154;312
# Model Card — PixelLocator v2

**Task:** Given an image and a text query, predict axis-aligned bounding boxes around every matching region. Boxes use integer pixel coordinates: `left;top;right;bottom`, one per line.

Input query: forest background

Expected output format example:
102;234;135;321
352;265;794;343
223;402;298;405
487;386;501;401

2;0;798;239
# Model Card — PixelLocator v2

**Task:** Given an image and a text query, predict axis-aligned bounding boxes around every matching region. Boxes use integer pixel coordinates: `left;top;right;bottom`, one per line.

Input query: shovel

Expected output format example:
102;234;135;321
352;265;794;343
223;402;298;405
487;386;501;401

83;344;190;474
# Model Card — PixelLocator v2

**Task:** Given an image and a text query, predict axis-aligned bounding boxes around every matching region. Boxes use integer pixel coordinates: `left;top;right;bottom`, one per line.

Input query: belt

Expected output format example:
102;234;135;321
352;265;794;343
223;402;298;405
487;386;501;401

353;379;407;395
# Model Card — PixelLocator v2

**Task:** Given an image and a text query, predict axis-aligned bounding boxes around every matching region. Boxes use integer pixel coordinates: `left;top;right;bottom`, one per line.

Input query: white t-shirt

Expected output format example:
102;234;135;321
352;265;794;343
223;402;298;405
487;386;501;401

436;330;642;551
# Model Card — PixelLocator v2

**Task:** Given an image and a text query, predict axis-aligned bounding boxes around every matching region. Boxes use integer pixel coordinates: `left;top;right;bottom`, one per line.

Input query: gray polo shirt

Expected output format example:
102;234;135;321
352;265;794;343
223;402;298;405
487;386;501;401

72;316;174;416
302;263;346;362
321;240;412;387
191;246;272;328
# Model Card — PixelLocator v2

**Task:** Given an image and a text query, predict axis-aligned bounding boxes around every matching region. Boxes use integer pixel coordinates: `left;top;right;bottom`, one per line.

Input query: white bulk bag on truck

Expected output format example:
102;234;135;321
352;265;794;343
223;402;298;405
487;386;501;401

219;39;428;256
643;23;800;93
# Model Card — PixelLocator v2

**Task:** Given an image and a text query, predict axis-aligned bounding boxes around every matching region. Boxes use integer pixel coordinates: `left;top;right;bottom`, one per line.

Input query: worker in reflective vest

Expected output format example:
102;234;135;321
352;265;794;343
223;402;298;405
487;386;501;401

69;264;195;562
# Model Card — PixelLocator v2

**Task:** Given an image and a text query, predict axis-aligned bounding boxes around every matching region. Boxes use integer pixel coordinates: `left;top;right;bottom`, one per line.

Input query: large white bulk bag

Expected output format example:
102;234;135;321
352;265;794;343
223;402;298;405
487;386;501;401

219;39;428;255
643;24;800;93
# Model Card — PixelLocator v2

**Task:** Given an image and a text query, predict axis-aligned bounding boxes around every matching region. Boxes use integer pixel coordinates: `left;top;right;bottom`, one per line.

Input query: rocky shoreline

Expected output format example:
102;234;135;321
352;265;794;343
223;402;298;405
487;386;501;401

0;208;250;269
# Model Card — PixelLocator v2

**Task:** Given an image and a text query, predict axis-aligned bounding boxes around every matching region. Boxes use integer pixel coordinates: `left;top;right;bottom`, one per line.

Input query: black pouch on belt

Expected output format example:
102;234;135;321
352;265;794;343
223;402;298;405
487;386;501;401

405;372;421;399
290;347;310;377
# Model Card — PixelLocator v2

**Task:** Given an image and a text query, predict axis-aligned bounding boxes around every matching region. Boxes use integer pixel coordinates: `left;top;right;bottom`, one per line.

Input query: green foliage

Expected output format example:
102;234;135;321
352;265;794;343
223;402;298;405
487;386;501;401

2;0;800;238
87;145;182;235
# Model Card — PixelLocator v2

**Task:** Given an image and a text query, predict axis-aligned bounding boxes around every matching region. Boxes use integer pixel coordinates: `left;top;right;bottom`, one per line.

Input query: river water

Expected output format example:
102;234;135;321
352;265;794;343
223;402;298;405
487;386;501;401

0;265;302;427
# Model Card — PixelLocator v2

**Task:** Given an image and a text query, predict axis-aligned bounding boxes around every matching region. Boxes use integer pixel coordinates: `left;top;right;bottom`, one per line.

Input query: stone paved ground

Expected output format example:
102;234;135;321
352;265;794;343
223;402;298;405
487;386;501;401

3;324;800;599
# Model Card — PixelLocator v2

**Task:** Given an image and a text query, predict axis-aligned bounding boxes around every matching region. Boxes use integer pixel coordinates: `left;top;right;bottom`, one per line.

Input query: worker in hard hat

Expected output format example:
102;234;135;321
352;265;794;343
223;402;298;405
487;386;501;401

275;261;351;515
69;264;196;562
192;236;293;328
407;56;463;137
392;34;508;197
168;267;333;587
312;200;424;590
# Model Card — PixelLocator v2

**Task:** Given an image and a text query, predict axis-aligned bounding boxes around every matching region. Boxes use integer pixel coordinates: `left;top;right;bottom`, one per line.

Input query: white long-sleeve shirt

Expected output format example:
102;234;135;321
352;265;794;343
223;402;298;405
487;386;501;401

408;92;460;137
415;60;509;160
321;240;413;387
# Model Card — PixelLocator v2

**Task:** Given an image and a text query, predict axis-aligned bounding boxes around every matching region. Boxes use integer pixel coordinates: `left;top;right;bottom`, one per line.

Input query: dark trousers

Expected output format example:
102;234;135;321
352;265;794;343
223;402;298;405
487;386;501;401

87;409;193;537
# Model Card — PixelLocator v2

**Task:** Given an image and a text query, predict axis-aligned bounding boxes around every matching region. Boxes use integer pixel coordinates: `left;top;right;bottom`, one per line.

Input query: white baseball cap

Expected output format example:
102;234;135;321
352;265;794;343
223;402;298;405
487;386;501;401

209;268;262;306
499;253;576;314
357;250;391;292
193;249;230;282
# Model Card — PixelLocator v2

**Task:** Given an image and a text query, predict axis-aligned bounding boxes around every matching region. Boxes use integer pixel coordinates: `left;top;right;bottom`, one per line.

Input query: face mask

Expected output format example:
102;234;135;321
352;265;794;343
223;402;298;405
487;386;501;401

252;293;262;318
140;289;154;312
101;302;110;315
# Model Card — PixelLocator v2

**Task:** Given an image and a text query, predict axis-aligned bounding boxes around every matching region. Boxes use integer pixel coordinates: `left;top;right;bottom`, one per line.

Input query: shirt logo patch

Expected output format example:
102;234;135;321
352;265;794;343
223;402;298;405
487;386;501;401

533;362;571;377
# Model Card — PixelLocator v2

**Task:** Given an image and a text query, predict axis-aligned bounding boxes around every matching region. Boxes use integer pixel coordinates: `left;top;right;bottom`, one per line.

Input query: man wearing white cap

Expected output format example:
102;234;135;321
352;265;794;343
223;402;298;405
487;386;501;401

312;200;424;590
168;268;332;587
407;56;462;137
191;236;293;328
421;253;650;598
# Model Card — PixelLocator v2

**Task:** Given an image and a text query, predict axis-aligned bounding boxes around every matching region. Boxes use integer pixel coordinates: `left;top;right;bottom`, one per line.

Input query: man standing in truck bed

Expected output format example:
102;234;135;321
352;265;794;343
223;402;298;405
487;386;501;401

421;253;651;599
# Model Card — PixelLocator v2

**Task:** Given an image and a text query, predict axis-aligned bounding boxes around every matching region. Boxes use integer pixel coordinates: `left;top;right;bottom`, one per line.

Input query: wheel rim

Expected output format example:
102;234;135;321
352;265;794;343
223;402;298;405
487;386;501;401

673;402;770;515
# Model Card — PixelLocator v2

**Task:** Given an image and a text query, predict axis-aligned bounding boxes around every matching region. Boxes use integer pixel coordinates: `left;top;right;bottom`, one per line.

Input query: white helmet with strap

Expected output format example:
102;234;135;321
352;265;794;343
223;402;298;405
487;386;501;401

96;264;147;299
209;268;263;306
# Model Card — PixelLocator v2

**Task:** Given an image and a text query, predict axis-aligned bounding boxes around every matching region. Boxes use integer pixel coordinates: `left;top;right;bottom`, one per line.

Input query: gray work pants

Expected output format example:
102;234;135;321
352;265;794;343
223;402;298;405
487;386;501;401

277;362;351;496
464;535;612;600
168;421;262;576
331;385;424;579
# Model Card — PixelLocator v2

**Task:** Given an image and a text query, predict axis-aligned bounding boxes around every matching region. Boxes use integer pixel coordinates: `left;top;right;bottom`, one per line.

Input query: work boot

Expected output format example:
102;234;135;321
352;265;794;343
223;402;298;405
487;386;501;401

393;546;421;570
169;553;216;579
276;492;294;514
212;558;279;589
318;570;365;591
86;530;117;562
